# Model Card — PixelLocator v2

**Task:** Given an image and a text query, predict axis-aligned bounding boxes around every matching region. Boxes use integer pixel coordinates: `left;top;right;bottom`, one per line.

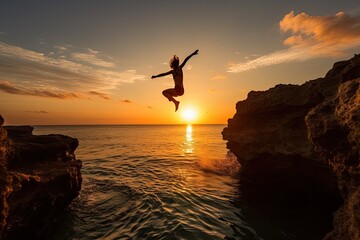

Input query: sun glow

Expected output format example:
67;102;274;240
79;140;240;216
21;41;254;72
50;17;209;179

181;108;197;123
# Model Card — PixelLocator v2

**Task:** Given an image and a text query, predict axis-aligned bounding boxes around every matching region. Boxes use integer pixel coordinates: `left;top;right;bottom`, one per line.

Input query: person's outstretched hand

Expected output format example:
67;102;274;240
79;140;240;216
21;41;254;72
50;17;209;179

151;75;156;79
193;49;199;55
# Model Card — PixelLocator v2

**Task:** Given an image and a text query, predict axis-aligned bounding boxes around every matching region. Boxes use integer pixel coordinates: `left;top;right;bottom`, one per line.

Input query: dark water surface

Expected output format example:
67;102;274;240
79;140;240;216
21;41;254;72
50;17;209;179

33;125;306;240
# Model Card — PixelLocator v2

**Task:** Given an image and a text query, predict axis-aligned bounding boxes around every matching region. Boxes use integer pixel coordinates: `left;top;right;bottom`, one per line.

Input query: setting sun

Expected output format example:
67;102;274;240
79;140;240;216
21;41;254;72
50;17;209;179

181;108;197;123
1;1;359;239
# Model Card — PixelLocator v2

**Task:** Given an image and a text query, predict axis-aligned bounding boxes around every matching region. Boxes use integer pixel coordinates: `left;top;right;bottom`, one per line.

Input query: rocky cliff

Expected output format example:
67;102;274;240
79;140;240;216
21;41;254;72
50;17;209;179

306;56;360;240
222;54;360;239
0;117;82;239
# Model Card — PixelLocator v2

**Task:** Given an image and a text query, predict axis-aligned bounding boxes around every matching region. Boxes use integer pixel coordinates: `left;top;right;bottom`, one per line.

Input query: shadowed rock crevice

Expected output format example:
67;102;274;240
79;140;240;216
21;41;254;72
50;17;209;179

223;54;360;239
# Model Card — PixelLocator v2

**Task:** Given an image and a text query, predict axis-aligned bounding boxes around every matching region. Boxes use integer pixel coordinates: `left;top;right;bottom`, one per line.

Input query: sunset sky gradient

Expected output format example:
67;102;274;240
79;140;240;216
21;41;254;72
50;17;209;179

1;0;359;124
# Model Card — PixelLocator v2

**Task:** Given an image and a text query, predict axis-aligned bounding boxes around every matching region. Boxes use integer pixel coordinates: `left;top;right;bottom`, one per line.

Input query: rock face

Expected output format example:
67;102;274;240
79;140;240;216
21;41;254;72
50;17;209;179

306;57;360;240
0;118;82;239
222;54;360;239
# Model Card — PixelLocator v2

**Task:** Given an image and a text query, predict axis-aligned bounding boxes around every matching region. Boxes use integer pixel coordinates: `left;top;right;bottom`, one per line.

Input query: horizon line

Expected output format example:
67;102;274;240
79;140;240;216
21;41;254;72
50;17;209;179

4;123;227;127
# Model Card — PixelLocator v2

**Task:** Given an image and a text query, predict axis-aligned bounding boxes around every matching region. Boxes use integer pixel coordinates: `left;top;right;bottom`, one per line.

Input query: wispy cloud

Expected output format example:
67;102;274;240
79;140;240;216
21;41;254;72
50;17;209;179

72;50;115;68
228;11;360;73
228;49;304;73
54;45;69;52
88;91;111;100
211;74;226;80
0;81;84;99
120;99;132;103
0;41;145;99
26;110;50;114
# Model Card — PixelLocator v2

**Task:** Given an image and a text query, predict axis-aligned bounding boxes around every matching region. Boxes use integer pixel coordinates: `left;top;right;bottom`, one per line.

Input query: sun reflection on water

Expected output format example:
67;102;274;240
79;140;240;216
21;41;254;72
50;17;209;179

184;124;193;154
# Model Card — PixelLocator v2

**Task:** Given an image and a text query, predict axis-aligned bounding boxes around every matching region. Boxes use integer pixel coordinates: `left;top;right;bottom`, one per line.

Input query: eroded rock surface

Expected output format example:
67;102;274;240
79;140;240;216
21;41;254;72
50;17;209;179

307;61;360;239
0;119;82;239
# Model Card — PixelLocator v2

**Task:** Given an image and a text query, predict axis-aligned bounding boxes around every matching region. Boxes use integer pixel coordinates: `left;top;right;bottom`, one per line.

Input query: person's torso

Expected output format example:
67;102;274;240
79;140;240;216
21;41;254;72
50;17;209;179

172;68;183;87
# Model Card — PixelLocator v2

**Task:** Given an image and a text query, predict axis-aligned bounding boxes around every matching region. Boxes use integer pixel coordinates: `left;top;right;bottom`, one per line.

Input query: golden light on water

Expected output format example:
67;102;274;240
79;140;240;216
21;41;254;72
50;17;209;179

186;124;192;142
184;124;193;154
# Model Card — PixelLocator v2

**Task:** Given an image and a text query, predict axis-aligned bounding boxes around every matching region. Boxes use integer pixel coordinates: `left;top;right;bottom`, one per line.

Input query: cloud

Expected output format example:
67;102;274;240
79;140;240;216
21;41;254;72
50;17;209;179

87;48;99;54
0;41;145;99
54;45;68;52
26;110;50;114
72;50;115;68
88;91;111;100
211;74;226;80
228;49;304;73
0;81;84;99
280;11;360;55
147;106;153;109
228;11;360;73
120;99;132;103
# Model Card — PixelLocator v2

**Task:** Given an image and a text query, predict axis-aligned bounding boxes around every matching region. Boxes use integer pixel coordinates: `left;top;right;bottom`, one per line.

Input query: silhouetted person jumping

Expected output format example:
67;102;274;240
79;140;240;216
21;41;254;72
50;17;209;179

152;49;199;112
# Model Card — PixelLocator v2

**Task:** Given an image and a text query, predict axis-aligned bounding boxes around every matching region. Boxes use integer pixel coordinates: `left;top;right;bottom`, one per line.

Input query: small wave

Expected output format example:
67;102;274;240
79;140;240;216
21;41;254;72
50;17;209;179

197;151;240;177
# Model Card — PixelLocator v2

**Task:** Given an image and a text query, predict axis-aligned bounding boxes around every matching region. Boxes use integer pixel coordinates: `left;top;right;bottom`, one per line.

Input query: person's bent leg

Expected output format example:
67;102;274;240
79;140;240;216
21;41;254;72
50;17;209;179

162;89;177;102
162;88;180;112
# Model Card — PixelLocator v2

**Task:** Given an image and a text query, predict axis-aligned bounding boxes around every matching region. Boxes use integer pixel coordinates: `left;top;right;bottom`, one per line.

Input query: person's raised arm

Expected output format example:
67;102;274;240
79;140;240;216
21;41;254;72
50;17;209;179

151;70;173;79
179;49;199;68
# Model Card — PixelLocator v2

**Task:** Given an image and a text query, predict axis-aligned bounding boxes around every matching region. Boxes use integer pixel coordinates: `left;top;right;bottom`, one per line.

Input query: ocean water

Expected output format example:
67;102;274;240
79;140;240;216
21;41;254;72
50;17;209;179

32;125;307;240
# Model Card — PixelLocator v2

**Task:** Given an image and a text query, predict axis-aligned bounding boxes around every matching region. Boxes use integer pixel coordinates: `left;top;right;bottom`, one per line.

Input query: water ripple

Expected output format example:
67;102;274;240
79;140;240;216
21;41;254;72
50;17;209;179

35;125;265;240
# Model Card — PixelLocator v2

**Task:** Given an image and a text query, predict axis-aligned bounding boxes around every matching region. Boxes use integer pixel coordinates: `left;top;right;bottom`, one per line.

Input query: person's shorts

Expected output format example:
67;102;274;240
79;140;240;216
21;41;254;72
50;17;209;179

175;85;184;96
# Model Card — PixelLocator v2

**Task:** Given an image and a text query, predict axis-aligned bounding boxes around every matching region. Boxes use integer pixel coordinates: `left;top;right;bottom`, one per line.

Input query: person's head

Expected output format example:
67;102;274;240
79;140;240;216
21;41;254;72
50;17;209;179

170;55;179;69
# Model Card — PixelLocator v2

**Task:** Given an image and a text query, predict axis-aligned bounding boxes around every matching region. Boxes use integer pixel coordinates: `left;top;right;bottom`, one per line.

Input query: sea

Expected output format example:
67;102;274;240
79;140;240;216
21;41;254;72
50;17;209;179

32;125;317;240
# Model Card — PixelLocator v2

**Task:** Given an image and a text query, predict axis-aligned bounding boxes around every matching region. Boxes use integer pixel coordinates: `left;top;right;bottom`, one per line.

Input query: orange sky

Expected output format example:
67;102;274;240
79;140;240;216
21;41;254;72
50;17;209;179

1;1;360;125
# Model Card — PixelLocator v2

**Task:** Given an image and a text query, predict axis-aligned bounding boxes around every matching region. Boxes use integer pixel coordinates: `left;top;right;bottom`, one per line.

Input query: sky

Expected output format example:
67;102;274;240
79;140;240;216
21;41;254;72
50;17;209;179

1;0;360;125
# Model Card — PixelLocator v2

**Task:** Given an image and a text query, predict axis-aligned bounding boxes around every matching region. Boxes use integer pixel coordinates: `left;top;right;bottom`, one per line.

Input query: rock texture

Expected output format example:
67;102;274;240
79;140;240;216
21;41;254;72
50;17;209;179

0;118;82;239
306;57;360;240
222;54;360;239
